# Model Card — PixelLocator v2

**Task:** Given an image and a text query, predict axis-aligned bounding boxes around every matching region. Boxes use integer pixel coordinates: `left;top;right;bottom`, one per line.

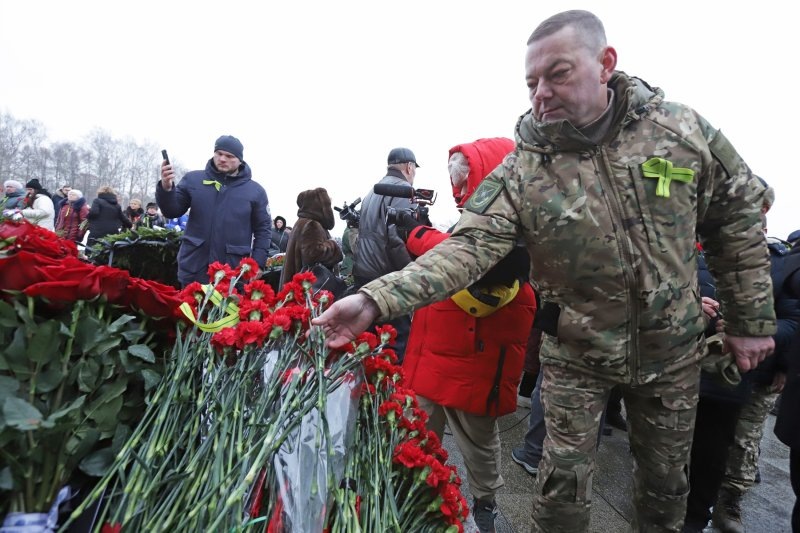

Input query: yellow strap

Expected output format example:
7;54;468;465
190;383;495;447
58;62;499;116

179;284;240;332
451;280;520;318
203;179;222;192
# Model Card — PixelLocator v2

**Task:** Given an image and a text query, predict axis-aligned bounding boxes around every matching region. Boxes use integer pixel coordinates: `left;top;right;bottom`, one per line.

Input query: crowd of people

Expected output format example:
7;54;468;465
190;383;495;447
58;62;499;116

3;9;800;533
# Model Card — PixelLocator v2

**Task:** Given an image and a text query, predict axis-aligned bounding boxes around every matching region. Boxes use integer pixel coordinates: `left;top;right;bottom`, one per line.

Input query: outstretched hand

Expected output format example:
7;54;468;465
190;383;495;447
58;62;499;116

311;293;381;348
724;335;774;372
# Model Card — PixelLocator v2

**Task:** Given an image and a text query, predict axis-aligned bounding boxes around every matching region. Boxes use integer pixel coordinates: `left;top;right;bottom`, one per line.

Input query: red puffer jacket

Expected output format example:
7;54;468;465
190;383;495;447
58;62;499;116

403;227;536;416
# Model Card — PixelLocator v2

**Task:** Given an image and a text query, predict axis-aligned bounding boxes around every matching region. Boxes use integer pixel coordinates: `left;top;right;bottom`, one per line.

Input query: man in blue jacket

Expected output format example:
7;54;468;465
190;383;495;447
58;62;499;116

157;135;272;286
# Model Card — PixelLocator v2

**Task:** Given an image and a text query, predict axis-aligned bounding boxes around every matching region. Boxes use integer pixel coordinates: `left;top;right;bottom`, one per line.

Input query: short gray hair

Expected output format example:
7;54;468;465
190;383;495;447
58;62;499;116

527;10;607;54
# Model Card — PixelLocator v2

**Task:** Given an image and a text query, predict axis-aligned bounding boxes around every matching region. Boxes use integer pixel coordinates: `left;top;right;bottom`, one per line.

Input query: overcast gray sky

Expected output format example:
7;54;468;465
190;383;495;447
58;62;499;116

1;0;797;239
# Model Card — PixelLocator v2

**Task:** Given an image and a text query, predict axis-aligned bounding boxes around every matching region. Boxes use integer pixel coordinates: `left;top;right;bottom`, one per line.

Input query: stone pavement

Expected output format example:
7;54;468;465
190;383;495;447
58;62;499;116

442;404;793;532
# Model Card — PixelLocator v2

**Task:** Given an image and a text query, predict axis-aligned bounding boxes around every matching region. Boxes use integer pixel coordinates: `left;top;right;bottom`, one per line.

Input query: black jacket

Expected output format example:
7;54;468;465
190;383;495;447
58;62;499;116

775;247;800;448
87;193;132;242
353;169;413;283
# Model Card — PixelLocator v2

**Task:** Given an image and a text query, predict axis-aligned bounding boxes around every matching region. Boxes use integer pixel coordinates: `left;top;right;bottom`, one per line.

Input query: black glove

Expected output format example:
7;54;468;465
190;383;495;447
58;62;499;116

394;210;424;242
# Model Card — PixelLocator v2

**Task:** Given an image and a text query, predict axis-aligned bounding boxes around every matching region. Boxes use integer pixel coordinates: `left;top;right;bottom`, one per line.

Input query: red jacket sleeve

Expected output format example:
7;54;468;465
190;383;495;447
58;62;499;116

405;226;449;257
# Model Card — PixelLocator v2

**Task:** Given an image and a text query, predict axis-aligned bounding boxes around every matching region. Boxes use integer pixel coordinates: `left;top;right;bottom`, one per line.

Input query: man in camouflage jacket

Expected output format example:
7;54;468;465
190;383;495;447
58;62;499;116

314;10;776;532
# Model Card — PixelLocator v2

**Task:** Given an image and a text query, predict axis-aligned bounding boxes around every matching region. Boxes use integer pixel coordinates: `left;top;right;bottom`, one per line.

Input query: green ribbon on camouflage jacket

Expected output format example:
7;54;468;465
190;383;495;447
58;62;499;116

641;157;694;198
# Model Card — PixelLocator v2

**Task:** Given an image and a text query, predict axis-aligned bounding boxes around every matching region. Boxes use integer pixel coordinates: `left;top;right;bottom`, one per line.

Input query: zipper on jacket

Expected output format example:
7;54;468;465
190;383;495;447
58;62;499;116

595;147;641;384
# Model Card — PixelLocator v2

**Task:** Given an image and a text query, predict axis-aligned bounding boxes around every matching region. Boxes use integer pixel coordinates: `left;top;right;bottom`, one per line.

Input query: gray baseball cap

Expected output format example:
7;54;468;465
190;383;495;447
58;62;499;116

387;147;420;167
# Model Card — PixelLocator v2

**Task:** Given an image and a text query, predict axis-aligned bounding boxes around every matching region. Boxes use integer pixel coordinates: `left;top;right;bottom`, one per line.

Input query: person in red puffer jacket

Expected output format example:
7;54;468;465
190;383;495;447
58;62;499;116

401;137;537;533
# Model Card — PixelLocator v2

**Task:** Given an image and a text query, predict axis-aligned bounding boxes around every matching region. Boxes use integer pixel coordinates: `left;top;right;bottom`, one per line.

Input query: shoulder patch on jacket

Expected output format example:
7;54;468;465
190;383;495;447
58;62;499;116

465;180;503;214
708;129;737;179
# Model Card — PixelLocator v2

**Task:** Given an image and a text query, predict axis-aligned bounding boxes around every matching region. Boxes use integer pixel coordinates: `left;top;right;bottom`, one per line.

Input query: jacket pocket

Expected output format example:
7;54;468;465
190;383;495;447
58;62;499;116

226;244;252;266
629;163;697;250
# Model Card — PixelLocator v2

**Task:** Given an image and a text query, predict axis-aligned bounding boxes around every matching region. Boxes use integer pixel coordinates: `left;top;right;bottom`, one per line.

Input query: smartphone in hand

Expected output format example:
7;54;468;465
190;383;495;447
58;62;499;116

161;149;170;165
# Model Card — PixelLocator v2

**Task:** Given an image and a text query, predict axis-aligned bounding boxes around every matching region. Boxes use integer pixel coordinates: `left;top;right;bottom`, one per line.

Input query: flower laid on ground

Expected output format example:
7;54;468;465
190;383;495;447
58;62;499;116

0;219;181;519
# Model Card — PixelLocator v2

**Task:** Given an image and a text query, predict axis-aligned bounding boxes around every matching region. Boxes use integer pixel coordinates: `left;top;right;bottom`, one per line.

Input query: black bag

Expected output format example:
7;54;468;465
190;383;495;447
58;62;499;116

304;263;348;301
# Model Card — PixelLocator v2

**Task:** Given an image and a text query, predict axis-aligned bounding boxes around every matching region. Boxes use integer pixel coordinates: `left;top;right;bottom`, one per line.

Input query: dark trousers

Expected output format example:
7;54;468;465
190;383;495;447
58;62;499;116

685;396;742;525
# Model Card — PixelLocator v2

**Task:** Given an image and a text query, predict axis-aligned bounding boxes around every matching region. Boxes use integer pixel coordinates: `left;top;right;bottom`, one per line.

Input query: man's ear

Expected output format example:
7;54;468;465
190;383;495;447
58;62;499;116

599;46;618;83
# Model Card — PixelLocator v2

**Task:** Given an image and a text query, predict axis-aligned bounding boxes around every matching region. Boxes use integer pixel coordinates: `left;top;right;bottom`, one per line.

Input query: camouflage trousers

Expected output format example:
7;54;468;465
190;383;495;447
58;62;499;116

721;385;779;494
532;361;700;533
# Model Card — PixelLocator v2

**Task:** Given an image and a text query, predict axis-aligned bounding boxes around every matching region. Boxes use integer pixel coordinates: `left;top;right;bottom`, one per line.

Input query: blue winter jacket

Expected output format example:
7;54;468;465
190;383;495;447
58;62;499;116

156;159;272;285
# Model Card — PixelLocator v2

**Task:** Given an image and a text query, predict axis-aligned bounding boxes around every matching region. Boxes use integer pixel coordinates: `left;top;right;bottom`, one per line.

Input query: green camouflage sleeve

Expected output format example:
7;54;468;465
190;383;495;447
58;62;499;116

695;116;776;336
360;168;519;320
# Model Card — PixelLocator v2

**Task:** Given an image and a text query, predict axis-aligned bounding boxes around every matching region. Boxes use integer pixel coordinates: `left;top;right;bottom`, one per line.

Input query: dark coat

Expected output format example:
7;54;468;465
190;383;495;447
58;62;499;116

353;169;414;282
156;159;271;286
87;193;132;243
279;188;342;287
775;248;800;448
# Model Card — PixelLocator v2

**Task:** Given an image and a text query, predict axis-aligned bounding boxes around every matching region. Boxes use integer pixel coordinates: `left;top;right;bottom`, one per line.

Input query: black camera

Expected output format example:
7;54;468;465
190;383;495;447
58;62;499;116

334;197;361;228
373;184;436;228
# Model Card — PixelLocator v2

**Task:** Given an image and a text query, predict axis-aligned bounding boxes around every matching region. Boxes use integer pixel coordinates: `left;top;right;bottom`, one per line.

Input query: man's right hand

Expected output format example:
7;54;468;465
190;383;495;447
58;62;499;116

161;160;175;191
311;293;380;348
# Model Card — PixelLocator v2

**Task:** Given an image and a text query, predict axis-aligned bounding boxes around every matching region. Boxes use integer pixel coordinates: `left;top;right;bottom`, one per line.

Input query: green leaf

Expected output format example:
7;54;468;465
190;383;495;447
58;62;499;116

77;358;100;392
66;427;100;457
107;314;136;334
89;395;123;432
27;320;61;363
74;313;103;353
35;365;64;393
141;369;162;391
78;448;115;477
44;395;86;425
128;344;155;363
0;300;19;328
93;377;129;406
0;466;13;490
91;335;123;356
111;423;132;453
3;396;44;430
121;329;147;342
0;375;20;402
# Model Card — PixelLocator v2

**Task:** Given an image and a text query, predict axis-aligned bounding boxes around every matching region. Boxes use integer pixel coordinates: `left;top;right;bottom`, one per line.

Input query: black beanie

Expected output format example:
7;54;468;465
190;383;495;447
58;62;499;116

25;178;43;190
214;135;244;161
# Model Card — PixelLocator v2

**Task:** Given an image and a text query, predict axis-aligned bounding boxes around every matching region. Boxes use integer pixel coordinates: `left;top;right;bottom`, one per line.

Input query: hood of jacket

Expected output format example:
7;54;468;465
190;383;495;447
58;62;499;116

97;192;119;205
449;137;515;207
516;71;664;153
69;197;87;210
296;188;335;230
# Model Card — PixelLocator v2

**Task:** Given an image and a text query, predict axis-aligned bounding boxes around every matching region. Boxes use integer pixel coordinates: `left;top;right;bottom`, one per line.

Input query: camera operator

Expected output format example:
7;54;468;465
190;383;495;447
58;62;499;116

353;147;420;361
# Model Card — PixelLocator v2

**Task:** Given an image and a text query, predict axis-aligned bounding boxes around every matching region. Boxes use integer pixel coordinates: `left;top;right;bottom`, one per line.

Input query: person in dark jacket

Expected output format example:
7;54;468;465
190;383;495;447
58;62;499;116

139;202;166;229
269;215;291;255
52;184;71;216
157;135;271;286
279;189;342;287
352;147;420;360
775;245;800;532
3;180;26;210
55;189;90;243
400;138;537;533
686;188;800;532
87;186;132;246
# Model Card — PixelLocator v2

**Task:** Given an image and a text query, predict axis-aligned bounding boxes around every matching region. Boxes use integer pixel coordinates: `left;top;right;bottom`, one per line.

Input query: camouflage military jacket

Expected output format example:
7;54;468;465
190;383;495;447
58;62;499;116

362;72;776;384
